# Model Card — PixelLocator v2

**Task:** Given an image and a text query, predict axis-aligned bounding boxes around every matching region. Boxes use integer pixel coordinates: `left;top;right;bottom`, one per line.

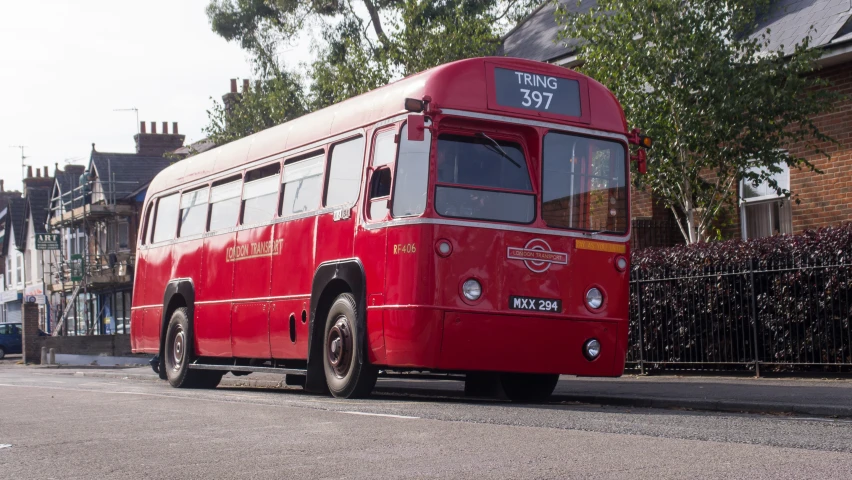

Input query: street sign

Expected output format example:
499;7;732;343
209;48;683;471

35;233;61;250
70;254;84;282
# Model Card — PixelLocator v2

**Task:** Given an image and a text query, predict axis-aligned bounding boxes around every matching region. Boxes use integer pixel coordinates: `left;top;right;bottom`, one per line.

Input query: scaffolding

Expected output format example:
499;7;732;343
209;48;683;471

46;170;138;336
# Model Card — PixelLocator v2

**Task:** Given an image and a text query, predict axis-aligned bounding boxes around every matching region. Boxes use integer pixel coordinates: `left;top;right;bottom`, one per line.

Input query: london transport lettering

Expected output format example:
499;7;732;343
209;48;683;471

226;239;284;262
493;67;581;117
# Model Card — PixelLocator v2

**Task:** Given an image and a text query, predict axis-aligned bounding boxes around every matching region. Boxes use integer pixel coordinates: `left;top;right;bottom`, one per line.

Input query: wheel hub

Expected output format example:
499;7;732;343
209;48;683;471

326;316;353;378
171;326;185;371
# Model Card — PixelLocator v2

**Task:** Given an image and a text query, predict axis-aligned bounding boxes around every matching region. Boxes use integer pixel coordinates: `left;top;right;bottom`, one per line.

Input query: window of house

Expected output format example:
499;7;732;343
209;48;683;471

740;162;792;239
16;251;23;285
107;222;116;252
76;230;87;256
392;123;431;217
280;153;324;217
178;187;209;237
117;219;129;250
209;176;242;231
152;193;179;243
242;164;281;225
5;257;11;286
324;136;366;207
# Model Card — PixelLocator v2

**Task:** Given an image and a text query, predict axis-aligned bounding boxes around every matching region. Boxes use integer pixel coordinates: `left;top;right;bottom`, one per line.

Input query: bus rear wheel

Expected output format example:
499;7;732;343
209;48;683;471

499;373;559;403
322;293;377;399
164;307;223;389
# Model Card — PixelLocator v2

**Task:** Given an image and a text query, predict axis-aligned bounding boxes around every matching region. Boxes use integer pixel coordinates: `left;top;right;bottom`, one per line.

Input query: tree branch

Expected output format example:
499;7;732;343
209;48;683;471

362;0;390;48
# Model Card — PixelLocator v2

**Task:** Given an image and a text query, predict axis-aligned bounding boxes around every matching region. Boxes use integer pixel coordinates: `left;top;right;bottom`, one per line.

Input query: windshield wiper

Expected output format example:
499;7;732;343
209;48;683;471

475;132;522;169
583;229;615;236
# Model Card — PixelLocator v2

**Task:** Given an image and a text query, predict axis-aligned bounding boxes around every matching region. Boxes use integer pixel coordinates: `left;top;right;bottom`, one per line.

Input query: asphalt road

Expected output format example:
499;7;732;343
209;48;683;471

1;367;851;479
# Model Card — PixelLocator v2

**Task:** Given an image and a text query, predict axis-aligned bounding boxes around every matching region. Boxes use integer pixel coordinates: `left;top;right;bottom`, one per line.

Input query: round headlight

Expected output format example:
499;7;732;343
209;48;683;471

583;338;602;360
462;279;482;301
585;287;603;309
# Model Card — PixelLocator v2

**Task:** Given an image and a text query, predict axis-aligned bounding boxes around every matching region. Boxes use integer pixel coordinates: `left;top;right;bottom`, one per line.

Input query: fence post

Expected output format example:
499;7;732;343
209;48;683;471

749;259;760;378
635;271;646;375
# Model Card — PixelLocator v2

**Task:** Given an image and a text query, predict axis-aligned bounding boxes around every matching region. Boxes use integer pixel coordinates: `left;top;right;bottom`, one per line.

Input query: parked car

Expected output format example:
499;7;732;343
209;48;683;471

0;322;22;359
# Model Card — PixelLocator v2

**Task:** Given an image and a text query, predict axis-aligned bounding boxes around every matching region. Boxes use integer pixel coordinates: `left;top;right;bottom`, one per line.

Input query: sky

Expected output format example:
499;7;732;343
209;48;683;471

0;0;312;192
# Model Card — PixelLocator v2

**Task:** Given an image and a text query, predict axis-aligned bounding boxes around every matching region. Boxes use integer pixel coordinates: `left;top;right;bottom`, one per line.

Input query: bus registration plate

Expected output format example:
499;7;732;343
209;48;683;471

509;296;562;313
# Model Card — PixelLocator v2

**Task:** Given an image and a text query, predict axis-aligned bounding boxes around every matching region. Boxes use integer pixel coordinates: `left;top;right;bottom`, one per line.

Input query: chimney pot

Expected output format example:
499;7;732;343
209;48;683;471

172;122;178;134
37;168;41;178
140;121;146;134
162;121;168;135
1;179;4;192
92;143;96;152
230;79;237;93
242;79;249;93
150;121;157;134
27;166;33;178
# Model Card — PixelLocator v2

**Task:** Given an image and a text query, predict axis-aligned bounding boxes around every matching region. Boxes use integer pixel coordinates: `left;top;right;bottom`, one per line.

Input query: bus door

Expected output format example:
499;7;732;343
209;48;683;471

314;136;366;265
269;152;325;359
354;127;397;362
231;164;280;359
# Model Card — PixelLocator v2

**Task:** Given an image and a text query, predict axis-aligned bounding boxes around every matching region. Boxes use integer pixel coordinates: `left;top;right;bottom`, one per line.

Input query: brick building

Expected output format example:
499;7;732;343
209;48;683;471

46;122;184;335
503;0;852;246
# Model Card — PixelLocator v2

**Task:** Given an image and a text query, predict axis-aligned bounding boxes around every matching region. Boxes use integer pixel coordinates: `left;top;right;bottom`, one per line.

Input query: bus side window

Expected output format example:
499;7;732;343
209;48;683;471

241;163;281;225
208;176;242;231
141;202;153;245
368;129;396;220
392;122;431;217
324;136;366;207
280;153;324;216
151;193;179;244
178;186;210;237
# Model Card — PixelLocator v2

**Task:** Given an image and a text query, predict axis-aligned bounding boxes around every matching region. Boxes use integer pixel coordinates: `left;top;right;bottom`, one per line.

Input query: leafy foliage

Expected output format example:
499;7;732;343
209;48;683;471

630;225;852;370
205;0;546;141
557;0;840;243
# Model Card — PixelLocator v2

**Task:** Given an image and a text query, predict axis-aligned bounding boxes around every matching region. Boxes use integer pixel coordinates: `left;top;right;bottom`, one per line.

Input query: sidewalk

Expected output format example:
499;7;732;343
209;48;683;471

26;364;852;418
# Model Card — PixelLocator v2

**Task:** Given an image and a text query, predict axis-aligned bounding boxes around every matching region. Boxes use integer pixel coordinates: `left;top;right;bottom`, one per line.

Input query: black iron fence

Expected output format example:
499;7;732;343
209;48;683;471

628;255;852;374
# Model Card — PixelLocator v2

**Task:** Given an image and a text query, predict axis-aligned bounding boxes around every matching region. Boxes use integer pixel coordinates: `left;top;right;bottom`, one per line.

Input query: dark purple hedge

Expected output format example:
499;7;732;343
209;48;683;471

629;224;852;370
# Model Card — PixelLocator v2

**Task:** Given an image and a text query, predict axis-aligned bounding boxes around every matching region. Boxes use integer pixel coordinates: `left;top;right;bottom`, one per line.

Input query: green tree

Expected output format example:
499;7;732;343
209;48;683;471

205;0;545;138
204;71;309;146
557;0;838;243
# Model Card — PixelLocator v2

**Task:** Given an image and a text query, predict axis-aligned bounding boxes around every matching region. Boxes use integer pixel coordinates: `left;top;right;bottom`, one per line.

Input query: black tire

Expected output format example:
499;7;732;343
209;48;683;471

322;293;377;398
499;373;559;403
163;307;222;389
464;372;501;397
0;346;5;360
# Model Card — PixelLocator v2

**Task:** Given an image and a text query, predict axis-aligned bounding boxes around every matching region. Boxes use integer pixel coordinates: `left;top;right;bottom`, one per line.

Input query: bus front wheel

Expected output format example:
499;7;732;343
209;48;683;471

322;293;377;398
499;373;559;403
164;308;222;389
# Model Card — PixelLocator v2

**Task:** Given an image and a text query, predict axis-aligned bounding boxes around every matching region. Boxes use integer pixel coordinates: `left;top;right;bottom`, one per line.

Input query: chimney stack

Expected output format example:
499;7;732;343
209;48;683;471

242;79;249;93
140;121;147;134
55;163;59;176
150;121;157;134
134;119;186;156
230;78;237;93
172;122;178;134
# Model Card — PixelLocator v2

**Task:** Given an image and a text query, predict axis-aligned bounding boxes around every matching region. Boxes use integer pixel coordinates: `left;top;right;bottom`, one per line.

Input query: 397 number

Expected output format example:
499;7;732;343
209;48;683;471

520;89;553;109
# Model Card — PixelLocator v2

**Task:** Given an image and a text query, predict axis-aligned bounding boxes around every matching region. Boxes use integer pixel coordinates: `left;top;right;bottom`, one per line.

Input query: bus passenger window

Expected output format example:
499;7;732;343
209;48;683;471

324;136;366;207
368;168;392;220
280;154;323;216
208;176;242;231
392;123;431;217
242;164;281;225
178;187;209;237
152;193;179;243
141;203;153;245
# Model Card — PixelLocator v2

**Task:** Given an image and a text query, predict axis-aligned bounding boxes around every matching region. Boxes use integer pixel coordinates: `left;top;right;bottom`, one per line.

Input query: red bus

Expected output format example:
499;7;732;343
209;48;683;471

131;57;649;401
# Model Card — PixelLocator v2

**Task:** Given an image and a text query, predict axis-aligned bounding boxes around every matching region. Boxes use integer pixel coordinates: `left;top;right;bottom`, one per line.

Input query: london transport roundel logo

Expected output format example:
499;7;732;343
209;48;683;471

507;238;569;273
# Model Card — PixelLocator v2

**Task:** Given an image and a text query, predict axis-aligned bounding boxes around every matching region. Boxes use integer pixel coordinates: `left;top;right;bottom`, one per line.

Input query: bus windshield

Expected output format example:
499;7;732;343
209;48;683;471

434;134;535;224
542;132;628;234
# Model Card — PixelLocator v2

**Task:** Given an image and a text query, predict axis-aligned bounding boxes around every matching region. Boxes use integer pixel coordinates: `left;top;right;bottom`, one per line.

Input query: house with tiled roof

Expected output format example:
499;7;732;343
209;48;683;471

503;0;852;246
46;122;185;335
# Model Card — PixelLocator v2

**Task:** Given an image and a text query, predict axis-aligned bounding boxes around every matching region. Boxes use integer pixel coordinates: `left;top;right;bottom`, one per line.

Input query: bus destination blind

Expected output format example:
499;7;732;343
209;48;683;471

493;67;581;117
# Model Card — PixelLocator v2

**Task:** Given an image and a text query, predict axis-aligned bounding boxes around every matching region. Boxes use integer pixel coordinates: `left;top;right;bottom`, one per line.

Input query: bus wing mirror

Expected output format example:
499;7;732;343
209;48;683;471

407;115;425;142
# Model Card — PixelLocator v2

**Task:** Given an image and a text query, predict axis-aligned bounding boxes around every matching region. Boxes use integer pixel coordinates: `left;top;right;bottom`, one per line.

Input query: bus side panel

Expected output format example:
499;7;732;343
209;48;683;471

269;217;315;359
194;232;235;357
140;244;172;352
383;224;438;366
130;249;148;353
231;224;274;358
314;211;355;271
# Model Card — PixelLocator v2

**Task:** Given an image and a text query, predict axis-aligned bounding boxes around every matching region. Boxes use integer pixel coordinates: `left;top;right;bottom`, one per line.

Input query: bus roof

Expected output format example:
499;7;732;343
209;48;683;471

148;57;627;197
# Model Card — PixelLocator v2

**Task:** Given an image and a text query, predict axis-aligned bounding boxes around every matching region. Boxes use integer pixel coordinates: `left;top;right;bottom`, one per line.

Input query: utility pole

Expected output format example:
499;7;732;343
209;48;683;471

9;145;28;181
113;108;140;133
